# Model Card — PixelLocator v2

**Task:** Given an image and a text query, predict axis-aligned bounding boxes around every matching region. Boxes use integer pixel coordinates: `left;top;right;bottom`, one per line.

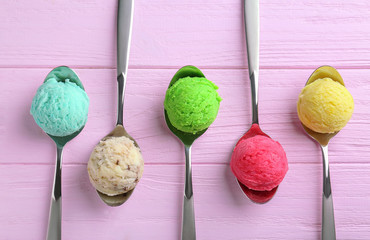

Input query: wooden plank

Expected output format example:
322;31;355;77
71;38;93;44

0;163;369;239
1;0;370;68
1;68;369;165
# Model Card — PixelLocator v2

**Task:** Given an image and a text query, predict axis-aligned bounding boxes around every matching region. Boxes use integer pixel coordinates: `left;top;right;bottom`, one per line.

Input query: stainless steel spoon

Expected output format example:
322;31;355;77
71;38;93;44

45;66;87;240
233;0;281;203
301;65;343;240
164;66;209;240
94;0;137;207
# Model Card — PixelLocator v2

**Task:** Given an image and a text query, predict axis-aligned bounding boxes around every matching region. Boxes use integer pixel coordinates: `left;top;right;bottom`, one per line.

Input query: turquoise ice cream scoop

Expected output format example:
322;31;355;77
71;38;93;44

31;66;89;144
30;66;89;240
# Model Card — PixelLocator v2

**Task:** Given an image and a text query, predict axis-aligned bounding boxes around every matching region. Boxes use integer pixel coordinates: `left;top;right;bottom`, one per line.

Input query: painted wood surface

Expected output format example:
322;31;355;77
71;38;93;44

1;0;370;239
1;164;370;240
1;0;370;68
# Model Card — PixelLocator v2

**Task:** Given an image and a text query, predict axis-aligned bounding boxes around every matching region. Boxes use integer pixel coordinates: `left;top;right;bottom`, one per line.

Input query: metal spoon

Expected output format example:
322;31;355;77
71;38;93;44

301;65;342;240
94;0;137;207
164;65;209;240
45;66;87;240
233;0;280;203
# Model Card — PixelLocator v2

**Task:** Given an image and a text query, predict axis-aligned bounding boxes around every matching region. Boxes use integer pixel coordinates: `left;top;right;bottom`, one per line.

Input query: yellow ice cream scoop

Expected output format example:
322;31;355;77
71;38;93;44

297;68;354;133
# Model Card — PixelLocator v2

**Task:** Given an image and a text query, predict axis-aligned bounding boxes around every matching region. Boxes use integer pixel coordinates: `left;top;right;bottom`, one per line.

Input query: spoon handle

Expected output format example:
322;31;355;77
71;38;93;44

182;145;196;240
47;146;63;240
321;145;336;240
244;0;260;124
117;0;134;126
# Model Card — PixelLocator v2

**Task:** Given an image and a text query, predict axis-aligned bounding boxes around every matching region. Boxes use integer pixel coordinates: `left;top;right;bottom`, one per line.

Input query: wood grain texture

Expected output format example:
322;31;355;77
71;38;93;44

1;68;369;165
1;0;370;68
0;164;369;240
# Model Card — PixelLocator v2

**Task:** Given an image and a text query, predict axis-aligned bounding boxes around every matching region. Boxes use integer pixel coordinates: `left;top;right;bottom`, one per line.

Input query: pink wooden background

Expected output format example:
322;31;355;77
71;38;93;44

1;0;370;239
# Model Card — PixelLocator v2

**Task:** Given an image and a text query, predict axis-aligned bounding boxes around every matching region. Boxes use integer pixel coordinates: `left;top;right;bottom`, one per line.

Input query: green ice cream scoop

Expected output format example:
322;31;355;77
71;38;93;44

30;73;89;137
164;75;221;134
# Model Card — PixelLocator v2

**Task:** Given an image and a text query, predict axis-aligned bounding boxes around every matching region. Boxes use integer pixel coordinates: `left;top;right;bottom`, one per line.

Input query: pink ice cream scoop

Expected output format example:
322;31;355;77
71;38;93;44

230;124;288;203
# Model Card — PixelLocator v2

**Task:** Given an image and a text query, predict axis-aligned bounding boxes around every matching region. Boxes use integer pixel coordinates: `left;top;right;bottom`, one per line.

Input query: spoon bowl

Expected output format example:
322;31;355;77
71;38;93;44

237;180;278;204
301;124;338;147
95;124;138;207
234;124;279;204
46;66;86;147
164;65;208;145
301;65;344;145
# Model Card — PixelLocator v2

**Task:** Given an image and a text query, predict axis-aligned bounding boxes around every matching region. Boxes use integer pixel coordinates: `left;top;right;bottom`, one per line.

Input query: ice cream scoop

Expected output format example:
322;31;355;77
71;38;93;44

88;136;143;196
87;0;140;207
164;65;221;240
91;125;143;207
31;66;89;240
164;76;221;134
31;78;88;137
298;77;354;134
231;125;288;203
231;0;288;204
298;65;353;239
